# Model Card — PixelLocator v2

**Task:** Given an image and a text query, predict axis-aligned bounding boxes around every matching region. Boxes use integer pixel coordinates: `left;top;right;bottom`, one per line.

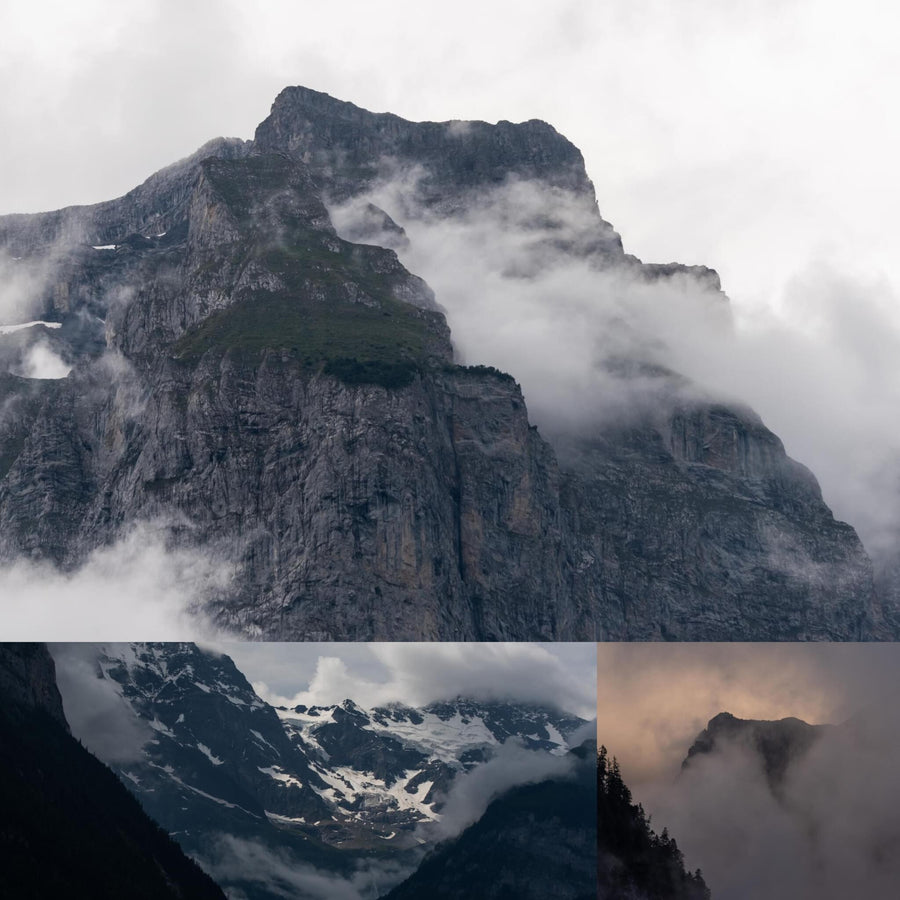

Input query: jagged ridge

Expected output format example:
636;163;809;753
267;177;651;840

0;86;890;639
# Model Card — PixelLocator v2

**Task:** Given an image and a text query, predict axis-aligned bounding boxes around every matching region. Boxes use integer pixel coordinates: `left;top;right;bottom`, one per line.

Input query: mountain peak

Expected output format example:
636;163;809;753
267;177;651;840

683;711;830;788
254;83;595;206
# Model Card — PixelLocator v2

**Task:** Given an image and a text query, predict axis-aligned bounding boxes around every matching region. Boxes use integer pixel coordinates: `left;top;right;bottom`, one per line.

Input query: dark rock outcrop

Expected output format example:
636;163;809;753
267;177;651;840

682;711;830;789
0;642;67;724
0;643;227;900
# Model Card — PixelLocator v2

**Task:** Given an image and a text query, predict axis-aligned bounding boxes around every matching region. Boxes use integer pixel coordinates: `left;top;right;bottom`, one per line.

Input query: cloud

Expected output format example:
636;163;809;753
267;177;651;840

0;251;56;322
425;738;579;842
251;642;596;719
0;522;234;639
192;834;412;900
674;258;900;560
50;642;153;763
596;643;900;786
330;174;725;437
642;707;900;900
332;167;900;570
15;341;71;378
600;643;900;899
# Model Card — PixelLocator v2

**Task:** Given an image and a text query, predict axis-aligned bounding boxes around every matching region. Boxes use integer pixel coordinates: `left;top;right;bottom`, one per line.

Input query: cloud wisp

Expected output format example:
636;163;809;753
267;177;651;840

0;522;233;640
191;834;412;900
332;167;900;566
425;737;580;842
250;641;596;719
50;642;154;764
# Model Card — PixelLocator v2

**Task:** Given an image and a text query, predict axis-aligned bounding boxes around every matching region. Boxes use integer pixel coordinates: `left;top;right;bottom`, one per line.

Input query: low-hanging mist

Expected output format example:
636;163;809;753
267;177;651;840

330;168;900;566
599;644;900;900
0;523;232;639
644;707;900;900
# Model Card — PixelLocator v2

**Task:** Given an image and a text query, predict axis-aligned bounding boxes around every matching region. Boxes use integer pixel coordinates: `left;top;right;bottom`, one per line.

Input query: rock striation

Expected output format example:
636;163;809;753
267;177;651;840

0;86;890;639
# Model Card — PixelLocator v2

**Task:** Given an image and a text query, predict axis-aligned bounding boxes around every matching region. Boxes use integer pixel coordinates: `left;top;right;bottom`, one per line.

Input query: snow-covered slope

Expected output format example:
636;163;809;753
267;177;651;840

58;643;588;900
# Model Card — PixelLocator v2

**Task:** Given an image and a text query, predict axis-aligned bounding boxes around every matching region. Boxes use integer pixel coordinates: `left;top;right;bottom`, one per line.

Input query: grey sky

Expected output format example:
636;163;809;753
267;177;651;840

209;641;597;719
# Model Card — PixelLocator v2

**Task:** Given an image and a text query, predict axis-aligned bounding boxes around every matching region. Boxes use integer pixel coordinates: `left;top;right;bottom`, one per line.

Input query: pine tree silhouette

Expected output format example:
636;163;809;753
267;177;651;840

597;747;711;900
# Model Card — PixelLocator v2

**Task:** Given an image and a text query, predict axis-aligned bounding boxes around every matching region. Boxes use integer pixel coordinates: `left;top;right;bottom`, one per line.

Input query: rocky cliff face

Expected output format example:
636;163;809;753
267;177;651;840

0;86;889;639
0;642;67;725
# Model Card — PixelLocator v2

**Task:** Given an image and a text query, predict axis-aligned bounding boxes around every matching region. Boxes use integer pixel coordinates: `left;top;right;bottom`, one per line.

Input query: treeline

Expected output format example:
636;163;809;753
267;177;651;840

598;746;711;900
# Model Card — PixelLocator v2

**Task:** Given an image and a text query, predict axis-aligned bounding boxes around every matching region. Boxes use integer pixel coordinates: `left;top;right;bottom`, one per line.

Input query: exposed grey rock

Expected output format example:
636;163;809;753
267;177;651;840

0;87;891;639
558;401;882;639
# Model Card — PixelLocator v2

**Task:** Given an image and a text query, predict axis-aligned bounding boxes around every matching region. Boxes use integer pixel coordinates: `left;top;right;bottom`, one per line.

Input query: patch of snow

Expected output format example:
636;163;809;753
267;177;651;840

0;320;62;335
250;729;280;756
258;766;303;788
277;707;336;724
92;244;117;250
309;764;438;821
172;776;259;817
176;713;185;724
147;717;175;737
265;811;307;825
544;722;568;753
197;742;224;765
407;778;433;802
364;710;498;763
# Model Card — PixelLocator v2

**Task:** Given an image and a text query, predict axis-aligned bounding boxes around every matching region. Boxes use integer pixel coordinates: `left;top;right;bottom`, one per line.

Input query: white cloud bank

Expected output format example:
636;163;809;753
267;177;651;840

0;523;232;639
332;169;900;563
247;641;596;720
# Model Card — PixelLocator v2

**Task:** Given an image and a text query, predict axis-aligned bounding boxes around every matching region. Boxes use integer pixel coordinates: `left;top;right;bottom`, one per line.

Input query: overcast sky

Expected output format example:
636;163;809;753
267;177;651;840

207;641;597;719
596;642;900;785
2;0;897;306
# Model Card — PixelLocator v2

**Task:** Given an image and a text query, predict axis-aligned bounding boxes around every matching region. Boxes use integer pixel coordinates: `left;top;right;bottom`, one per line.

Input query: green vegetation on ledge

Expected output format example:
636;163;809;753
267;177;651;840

176;154;443;389
454;363;516;383
173;290;430;389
